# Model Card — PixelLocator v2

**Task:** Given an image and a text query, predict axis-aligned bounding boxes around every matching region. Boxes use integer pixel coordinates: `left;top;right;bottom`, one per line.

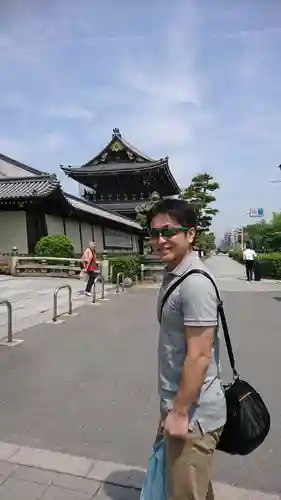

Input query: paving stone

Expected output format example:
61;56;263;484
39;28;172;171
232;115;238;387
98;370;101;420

0;460;18;477
11;465;56;485
53;472;100;494
214;482;280;500
9;446;94;477
0;476;47;499
41;484;94;500
0;442;19;460
87;460;144;489
95;483;140;500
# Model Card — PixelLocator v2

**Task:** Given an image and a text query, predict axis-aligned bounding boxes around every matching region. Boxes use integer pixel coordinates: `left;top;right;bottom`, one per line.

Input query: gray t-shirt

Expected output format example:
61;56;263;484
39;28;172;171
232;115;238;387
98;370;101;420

157;251;226;433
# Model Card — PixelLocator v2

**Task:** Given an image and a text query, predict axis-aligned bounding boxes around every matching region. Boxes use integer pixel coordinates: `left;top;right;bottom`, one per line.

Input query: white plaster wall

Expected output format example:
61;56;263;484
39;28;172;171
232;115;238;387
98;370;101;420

93;226;104;253
132;234;138;252
0;211;28;253
65;219;81;254
0;158;35;178
46;215;64;236
81;222;93;249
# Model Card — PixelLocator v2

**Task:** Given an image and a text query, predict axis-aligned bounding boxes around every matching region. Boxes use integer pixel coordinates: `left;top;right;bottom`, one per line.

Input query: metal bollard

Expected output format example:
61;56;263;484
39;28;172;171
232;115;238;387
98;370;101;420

92;275;105;303
0;300;12;342
53;285;72;322
116;272;125;293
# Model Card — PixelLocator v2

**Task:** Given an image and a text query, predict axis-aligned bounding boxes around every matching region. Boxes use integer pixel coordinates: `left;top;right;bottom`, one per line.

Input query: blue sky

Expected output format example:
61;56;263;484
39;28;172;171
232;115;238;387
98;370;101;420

1;0;281;237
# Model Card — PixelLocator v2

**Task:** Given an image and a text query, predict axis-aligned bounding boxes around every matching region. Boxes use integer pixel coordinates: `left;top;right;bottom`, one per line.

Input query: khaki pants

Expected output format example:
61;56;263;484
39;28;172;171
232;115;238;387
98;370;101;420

165;423;223;500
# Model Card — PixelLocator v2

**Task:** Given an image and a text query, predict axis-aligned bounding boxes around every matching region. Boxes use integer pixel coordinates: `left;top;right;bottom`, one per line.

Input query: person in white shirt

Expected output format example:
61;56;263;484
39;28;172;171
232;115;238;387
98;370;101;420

243;244;257;282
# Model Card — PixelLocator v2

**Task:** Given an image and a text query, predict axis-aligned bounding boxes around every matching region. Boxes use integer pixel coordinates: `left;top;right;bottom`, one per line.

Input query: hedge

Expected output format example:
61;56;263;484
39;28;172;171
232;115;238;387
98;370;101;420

35;234;75;258
229;250;281;279
109;255;140;283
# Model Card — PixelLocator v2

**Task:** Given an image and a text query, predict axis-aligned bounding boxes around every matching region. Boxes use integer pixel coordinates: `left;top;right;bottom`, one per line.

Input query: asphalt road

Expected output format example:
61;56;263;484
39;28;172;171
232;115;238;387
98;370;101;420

0;256;280;495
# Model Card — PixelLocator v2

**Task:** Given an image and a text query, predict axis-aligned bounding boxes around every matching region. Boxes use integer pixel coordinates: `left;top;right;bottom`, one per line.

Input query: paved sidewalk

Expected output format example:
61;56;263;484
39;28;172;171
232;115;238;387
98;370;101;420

206;256;281;292
207;254;246;279
0;276;114;340
0;441;278;500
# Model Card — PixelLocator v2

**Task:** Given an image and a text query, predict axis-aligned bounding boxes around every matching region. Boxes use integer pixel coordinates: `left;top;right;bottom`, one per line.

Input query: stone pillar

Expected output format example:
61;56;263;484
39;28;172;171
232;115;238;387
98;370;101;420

100;252;109;282
10;247;19;276
140;263;144;282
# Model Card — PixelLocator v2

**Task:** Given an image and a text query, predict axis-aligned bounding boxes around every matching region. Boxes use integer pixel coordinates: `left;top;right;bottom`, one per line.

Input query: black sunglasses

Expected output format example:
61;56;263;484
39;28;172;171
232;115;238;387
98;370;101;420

149;226;191;239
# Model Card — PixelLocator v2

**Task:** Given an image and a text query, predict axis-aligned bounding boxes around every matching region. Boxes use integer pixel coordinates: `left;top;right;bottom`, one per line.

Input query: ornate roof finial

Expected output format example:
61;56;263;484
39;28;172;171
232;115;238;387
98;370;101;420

112;128;121;138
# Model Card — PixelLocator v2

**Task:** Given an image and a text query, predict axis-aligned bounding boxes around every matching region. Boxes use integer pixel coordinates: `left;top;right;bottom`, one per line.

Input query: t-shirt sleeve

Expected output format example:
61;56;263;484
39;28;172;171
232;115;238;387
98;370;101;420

179;274;218;327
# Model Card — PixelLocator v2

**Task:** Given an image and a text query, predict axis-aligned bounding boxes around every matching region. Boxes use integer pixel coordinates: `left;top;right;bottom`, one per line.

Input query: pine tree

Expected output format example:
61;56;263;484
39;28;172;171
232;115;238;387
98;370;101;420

181;173;219;233
135;191;160;228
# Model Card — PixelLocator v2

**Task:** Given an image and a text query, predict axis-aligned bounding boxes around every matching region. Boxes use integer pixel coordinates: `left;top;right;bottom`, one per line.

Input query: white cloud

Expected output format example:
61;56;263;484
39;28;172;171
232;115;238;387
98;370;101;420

0;92;30;111
0;136;29;159
47;105;94;121
41;132;67;153
112;2;207;175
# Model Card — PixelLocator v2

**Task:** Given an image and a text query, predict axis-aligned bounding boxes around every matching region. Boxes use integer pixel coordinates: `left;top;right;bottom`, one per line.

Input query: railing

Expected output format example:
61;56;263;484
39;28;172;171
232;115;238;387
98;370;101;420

92;275;105;303
11;256;100;278
53;285;72;322
0;256;10;275
140;263;164;282
116;273;125;293
0;300;13;342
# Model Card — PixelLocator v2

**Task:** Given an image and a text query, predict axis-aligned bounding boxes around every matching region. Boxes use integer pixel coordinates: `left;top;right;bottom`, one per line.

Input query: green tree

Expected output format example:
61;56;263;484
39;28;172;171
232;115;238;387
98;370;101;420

136;191;160;228
244;212;281;252
181;173;219;234
203;231;216;250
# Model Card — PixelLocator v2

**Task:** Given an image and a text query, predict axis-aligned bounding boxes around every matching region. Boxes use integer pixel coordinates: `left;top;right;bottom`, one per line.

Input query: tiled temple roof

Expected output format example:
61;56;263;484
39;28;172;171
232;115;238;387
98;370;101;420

0;175;60;199
0;175;142;231
61;159;168;175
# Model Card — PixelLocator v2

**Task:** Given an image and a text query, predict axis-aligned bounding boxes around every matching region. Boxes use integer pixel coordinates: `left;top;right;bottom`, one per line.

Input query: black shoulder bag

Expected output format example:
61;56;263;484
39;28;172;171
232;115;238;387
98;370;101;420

160;269;271;456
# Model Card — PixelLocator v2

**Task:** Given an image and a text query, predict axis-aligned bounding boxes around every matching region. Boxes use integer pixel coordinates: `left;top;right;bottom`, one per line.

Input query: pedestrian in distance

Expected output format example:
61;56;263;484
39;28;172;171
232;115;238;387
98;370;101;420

81;241;97;296
147;198;226;500
243;244;257;282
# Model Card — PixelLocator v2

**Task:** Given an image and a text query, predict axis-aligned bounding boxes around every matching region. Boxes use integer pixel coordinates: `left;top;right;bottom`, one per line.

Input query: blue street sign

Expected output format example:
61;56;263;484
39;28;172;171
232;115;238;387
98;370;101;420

249;207;264;218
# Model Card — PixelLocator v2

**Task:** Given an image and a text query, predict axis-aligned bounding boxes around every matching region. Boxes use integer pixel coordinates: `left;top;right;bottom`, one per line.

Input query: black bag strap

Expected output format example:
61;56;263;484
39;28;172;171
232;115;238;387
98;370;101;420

160;269;238;377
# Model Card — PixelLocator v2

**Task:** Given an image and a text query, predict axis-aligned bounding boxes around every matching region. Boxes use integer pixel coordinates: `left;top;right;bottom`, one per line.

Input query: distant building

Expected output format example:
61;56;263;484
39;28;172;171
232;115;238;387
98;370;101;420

0;152;143;256
61;128;181;220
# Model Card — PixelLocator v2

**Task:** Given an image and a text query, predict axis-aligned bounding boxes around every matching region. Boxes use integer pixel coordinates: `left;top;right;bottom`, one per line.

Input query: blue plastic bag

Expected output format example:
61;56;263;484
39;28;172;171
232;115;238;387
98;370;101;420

140;438;168;500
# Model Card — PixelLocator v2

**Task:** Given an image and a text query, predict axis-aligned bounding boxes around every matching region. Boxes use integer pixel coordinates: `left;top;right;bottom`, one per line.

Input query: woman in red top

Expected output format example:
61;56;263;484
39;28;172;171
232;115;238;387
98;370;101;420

82;241;97;296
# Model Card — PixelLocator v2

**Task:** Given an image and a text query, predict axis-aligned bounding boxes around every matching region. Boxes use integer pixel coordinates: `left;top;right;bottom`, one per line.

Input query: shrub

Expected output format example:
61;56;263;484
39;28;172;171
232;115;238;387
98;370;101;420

228;250;243;263
35;234;74;258
109;255;140;283
229;250;281;279
256;252;281;279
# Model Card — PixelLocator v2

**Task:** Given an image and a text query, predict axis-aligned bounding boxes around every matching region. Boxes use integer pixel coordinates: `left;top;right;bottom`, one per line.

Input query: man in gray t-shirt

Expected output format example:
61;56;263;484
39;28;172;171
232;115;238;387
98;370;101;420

147;198;226;500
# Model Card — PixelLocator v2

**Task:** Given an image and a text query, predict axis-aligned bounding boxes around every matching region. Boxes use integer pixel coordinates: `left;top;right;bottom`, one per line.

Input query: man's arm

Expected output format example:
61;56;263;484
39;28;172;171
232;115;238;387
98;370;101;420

173;326;214;415
173;274;217;416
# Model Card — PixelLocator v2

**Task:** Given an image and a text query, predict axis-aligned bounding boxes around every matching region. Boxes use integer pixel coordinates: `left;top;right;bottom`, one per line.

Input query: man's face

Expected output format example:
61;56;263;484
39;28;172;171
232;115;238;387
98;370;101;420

150;213;195;264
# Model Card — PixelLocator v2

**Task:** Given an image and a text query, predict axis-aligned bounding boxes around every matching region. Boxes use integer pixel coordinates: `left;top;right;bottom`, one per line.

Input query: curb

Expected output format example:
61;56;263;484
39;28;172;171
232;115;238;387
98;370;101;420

0;442;279;499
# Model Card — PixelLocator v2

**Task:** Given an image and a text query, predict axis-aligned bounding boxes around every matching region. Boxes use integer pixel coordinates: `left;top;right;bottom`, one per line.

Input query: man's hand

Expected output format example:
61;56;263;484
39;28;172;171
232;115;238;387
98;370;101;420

164;411;189;439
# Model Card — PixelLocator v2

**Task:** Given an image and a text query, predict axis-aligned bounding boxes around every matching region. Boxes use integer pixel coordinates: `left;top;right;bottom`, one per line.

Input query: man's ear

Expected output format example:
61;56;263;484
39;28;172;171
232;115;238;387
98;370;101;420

188;227;196;244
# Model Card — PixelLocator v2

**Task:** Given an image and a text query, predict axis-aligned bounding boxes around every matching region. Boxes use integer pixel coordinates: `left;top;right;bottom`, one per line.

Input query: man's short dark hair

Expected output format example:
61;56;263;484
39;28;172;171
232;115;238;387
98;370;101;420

146;198;199;228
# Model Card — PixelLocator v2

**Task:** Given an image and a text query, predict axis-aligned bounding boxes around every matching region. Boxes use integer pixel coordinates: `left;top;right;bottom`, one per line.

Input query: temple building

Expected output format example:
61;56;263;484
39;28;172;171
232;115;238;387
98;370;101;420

0;153;142;256
61;128;180;220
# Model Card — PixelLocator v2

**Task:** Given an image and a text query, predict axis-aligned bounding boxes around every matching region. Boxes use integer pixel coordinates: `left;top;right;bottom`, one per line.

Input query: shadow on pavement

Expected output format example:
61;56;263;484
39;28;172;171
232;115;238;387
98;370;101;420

272;296;281;302
102;469;144;499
